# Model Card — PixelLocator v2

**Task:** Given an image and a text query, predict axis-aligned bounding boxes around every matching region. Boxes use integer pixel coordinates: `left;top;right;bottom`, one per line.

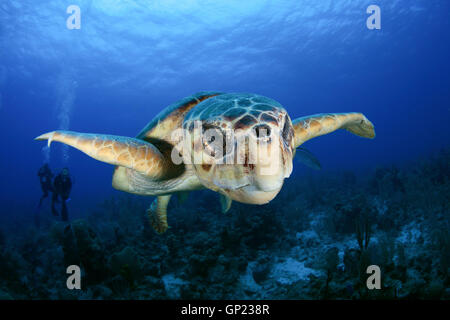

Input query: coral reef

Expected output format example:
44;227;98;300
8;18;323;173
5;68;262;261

0;150;448;299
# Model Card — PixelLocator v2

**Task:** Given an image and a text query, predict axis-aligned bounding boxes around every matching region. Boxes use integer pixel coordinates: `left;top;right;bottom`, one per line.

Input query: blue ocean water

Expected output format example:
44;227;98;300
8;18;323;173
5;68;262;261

0;0;449;300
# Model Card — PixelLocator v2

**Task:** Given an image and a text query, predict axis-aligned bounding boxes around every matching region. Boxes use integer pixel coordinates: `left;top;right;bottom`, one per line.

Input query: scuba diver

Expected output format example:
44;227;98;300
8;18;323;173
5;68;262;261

37;163;54;208
52;167;73;222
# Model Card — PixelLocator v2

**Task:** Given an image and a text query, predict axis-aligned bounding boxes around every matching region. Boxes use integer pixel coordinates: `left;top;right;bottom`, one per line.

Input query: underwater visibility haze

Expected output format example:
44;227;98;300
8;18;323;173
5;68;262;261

0;0;449;300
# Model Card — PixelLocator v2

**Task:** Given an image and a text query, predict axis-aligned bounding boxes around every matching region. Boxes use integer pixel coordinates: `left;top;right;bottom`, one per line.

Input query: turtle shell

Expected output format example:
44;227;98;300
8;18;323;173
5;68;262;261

183;93;284;123
136;91;223;143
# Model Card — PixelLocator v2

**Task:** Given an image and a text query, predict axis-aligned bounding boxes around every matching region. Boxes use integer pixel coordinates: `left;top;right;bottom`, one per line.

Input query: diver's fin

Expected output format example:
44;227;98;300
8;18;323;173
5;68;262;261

292;113;375;148
219;194;232;214
296;147;322;170
147;195;172;234
35;130;169;179
177;191;189;205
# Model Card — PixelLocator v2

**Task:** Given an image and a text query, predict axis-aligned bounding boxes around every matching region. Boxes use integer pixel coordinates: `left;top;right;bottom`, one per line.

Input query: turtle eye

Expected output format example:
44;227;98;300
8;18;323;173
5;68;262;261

202;124;227;158
253;124;271;139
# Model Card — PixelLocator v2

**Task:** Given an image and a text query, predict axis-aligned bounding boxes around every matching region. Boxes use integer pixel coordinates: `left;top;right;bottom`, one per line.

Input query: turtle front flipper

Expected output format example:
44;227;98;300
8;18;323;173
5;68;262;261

219;194;232;213
35;130;169;179
292;113;375;148
147;195;172;234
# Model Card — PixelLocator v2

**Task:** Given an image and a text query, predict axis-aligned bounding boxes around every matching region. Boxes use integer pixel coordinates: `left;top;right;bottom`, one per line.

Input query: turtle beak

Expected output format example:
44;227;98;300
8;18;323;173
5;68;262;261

248;125;293;192
252;142;292;192
224;135;291;204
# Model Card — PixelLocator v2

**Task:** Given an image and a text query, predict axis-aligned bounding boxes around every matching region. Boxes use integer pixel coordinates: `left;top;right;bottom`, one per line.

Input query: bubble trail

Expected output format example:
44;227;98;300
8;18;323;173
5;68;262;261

41;145;50;163
55;74;78;164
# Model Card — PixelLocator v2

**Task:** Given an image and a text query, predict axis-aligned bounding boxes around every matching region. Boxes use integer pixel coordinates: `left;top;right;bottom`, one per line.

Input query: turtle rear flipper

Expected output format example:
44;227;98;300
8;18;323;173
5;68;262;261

296;147;322;170
219;194;232;213
147;195;172;234
292;113;375;148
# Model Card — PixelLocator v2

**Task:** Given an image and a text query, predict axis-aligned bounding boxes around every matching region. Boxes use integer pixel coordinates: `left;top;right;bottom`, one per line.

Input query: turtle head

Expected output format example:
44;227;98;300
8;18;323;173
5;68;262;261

180;93;294;204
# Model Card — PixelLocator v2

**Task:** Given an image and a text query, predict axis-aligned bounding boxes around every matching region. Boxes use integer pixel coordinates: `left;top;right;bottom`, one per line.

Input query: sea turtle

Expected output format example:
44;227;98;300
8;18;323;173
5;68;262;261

36;92;375;233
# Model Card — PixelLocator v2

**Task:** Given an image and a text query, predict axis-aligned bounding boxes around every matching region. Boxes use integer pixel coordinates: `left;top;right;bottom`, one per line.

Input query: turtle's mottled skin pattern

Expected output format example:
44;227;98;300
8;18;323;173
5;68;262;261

293;112;375;146
35;92;375;234
35;131;168;178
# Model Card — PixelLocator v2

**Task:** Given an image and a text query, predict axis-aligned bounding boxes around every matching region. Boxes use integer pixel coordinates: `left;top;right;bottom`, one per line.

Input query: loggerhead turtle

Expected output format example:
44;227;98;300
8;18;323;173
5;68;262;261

35;92;375;233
